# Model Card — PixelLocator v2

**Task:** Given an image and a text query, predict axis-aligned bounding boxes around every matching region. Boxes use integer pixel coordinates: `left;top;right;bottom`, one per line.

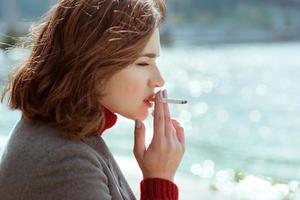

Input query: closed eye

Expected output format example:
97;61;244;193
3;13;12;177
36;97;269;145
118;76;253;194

137;63;149;66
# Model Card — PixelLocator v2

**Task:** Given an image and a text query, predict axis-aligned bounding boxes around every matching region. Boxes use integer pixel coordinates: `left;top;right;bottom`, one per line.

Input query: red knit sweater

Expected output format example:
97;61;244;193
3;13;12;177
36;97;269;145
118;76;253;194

99;106;179;200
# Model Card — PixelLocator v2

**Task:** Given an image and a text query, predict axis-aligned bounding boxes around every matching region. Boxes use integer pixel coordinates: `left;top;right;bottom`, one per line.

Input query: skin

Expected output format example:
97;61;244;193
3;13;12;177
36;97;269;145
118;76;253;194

100;28;185;182
100;28;165;120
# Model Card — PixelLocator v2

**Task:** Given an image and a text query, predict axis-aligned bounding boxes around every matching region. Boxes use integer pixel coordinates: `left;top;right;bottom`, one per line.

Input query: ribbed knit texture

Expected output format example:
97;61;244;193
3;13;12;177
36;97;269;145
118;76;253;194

140;178;179;200
99;106;179;199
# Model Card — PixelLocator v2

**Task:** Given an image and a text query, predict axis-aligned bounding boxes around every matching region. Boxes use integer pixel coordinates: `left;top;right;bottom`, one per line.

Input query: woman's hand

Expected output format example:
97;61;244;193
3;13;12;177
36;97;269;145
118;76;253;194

133;89;185;182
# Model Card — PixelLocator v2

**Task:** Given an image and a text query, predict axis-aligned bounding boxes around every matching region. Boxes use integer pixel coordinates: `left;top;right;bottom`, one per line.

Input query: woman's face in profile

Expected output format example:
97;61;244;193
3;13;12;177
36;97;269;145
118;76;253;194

99;28;165;120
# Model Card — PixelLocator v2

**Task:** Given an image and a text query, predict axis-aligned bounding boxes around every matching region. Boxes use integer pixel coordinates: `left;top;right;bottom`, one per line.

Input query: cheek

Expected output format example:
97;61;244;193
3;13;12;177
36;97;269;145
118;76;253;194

123;74;146;94
112;67;149;100
122;83;143;104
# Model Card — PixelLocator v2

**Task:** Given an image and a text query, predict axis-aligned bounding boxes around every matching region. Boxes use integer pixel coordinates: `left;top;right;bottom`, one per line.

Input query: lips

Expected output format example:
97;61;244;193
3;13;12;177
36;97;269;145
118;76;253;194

144;93;156;107
144;93;156;103
144;99;153;107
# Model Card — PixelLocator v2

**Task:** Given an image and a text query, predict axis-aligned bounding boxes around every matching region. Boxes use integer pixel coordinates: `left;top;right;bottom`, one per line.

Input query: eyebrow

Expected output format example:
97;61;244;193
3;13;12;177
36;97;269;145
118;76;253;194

139;53;159;58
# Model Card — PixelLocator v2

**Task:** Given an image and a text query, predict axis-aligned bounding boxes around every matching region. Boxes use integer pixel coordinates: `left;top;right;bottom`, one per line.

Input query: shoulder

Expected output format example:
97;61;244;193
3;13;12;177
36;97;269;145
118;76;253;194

1;118;97;162
37;140;104;171
22;142;113;200
0;119;115;200
1;117;110;178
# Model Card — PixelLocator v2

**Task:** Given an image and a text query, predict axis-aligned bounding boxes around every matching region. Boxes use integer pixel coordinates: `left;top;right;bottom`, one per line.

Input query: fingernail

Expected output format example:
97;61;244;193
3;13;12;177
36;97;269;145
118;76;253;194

135;120;142;128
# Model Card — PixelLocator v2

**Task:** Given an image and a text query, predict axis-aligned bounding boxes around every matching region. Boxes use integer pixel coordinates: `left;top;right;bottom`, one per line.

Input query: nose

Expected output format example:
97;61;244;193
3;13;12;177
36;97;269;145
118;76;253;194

148;72;165;88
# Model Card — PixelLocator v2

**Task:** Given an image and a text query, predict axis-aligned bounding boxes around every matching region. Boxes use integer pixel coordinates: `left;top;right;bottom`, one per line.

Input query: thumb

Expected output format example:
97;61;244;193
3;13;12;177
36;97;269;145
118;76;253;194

133;120;146;160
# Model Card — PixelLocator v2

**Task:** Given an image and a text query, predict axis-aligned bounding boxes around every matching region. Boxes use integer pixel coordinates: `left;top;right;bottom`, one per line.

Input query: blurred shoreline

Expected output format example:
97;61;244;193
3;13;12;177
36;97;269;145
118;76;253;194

1;0;300;48
0;136;299;200
115;155;300;200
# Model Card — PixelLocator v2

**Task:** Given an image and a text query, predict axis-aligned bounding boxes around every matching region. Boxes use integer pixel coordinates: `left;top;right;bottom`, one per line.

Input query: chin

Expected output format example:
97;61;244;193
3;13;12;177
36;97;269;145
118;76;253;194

119;105;150;121
132;113;148;121
129;110;149;121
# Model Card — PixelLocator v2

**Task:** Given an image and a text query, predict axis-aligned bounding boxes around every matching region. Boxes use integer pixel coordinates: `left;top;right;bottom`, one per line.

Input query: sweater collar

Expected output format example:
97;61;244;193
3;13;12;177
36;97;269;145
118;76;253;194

99;106;118;135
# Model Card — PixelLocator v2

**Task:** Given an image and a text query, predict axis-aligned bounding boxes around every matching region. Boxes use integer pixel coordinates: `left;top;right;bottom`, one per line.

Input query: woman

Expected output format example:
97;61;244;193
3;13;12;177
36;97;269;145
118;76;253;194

0;0;185;199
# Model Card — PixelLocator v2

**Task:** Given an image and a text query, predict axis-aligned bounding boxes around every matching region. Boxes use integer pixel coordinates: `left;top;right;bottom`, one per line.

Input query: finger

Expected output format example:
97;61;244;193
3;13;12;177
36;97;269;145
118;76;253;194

133;120;146;160
176;126;185;145
153;90;165;140
162;89;173;138
171;119;185;144
171;119;181;127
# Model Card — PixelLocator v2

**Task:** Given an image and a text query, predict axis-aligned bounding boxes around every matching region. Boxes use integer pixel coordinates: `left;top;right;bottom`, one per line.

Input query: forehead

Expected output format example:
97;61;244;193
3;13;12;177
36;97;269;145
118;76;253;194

140;29;160;57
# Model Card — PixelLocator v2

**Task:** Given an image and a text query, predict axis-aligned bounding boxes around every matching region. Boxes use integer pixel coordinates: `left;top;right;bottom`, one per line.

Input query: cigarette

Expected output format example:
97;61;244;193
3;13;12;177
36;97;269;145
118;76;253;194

149;97;188;104
162;98;188;104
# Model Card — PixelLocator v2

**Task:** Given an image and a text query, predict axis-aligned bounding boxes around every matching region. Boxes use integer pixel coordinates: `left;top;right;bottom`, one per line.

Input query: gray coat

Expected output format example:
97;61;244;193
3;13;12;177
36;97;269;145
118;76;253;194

0;117;136;200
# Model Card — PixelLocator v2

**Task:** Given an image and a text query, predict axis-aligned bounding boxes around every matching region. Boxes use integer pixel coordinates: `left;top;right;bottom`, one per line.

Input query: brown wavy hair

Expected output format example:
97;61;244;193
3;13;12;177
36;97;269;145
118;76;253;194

1;0;166;140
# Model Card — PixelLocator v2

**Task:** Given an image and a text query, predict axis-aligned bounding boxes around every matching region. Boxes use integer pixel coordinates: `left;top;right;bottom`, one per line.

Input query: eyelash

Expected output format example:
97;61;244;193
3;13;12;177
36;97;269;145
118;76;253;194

137;63;149;66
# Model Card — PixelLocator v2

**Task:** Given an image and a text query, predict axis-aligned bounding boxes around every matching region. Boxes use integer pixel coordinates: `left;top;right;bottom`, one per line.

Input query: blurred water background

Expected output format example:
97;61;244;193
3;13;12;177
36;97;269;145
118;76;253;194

1;0;300;199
